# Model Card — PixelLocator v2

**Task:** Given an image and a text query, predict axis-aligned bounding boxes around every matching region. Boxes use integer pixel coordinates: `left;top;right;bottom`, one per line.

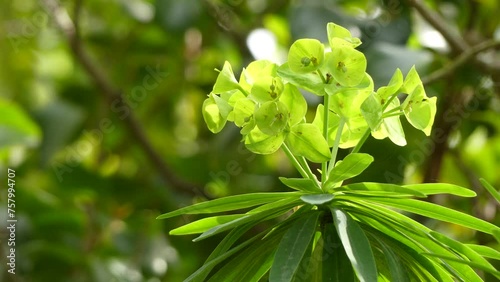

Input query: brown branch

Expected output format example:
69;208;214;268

408;0;468;53
422;40;500;85
42;0;207;198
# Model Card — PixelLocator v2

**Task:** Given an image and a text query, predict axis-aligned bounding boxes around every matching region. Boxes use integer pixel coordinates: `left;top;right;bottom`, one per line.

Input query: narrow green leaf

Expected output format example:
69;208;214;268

321;223;355;282
376;237;410;282
403;183;476;197
325;153;374;187
279;177;321;193
366;198;500;235
343;182;426;197
429;230;499;276
193;203;295;242
331;208;377;282
269;212;321;282
170;214;245;235
422;253;500;279
157;192;299;219
287;123;330;163
300;194;335;205
207;229;283;282
479;178;500;204
465;244;500;260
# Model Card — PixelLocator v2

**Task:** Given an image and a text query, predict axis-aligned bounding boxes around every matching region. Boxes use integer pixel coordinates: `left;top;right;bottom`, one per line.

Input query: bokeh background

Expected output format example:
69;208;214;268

0;0;499;281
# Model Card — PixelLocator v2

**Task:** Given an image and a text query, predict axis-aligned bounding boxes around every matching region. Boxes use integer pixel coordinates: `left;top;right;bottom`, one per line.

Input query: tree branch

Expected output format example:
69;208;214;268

422;40;500;85
42;0;207;198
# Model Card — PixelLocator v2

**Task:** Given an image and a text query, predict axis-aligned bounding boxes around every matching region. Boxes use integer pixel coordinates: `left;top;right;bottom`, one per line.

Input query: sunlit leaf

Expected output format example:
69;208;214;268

250;76;284;103
361;92;383;131
233;98;256;127
244;127;285;154
157;192;299;219
254;101;288;135
170;214;245;235
479;178;500;203
202;95;227;133
287;123;330;163
402;183;476;197
325;153;374;188
288;39;325;74
277;63;326;95
213;61;240;93
325;47;367;87
327;22;361;48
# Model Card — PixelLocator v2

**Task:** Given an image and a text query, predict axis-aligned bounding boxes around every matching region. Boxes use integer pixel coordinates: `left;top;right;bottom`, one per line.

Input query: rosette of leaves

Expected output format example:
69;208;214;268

161;22;500;282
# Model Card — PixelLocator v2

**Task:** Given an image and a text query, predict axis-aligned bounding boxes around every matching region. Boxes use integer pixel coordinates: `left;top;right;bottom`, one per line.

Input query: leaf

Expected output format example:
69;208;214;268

465;244;500;260
360;92;383;131
157;192;299;219
254;101;289;135
0;98;41;148
331;208;377;282
269;212;321;282
250;76;284;103
327;22;361;48
202;95;227;133
402;183;476;197
194;203;295;242
429;231;500;277
279;177;321;193
403;87;437;136
207;227;284;282
277;63;326;96
343;182;426;198
169;214;245;235
421;253;500;280
376;68;403;99
325;153;374;187
288;39;325;74
366;198;500;235
325;46;367;87
321;223;355;281
300;194;335;205
239;60;278;92
376;238;410;282
244;126;285;154
233;98;256;127
287;123;330;163
213;61;239;93
279;83;307;126
479;178;500;203
401;65;422;95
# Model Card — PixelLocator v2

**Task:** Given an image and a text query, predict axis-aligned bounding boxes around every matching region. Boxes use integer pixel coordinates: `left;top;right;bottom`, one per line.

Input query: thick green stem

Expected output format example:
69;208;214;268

281;143;309;179
327;118;346;175
321;93;331;184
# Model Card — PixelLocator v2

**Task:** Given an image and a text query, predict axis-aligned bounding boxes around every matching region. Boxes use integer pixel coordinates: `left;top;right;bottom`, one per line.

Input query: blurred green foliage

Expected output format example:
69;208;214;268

0;0;498;281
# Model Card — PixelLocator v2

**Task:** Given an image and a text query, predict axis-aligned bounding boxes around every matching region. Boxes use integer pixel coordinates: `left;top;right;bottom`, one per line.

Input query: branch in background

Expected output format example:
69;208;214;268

408;0;469;53
422;40;500;85
42;0;207;198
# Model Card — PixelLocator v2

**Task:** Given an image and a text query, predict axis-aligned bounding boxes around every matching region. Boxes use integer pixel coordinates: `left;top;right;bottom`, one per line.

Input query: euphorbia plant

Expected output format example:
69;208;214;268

158;23;500;281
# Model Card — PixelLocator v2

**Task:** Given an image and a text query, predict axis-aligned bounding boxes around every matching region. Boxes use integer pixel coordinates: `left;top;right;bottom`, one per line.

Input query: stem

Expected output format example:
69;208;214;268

316;69;328;84
281;143;309;179
321;93;331;184
237;84;250;96
382;112;404;119
351;129;370;154
297;156;320;186
327;118;346;175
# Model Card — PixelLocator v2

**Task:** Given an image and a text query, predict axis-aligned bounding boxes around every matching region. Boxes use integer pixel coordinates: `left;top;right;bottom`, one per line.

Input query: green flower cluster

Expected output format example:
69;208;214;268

202;22;437;163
